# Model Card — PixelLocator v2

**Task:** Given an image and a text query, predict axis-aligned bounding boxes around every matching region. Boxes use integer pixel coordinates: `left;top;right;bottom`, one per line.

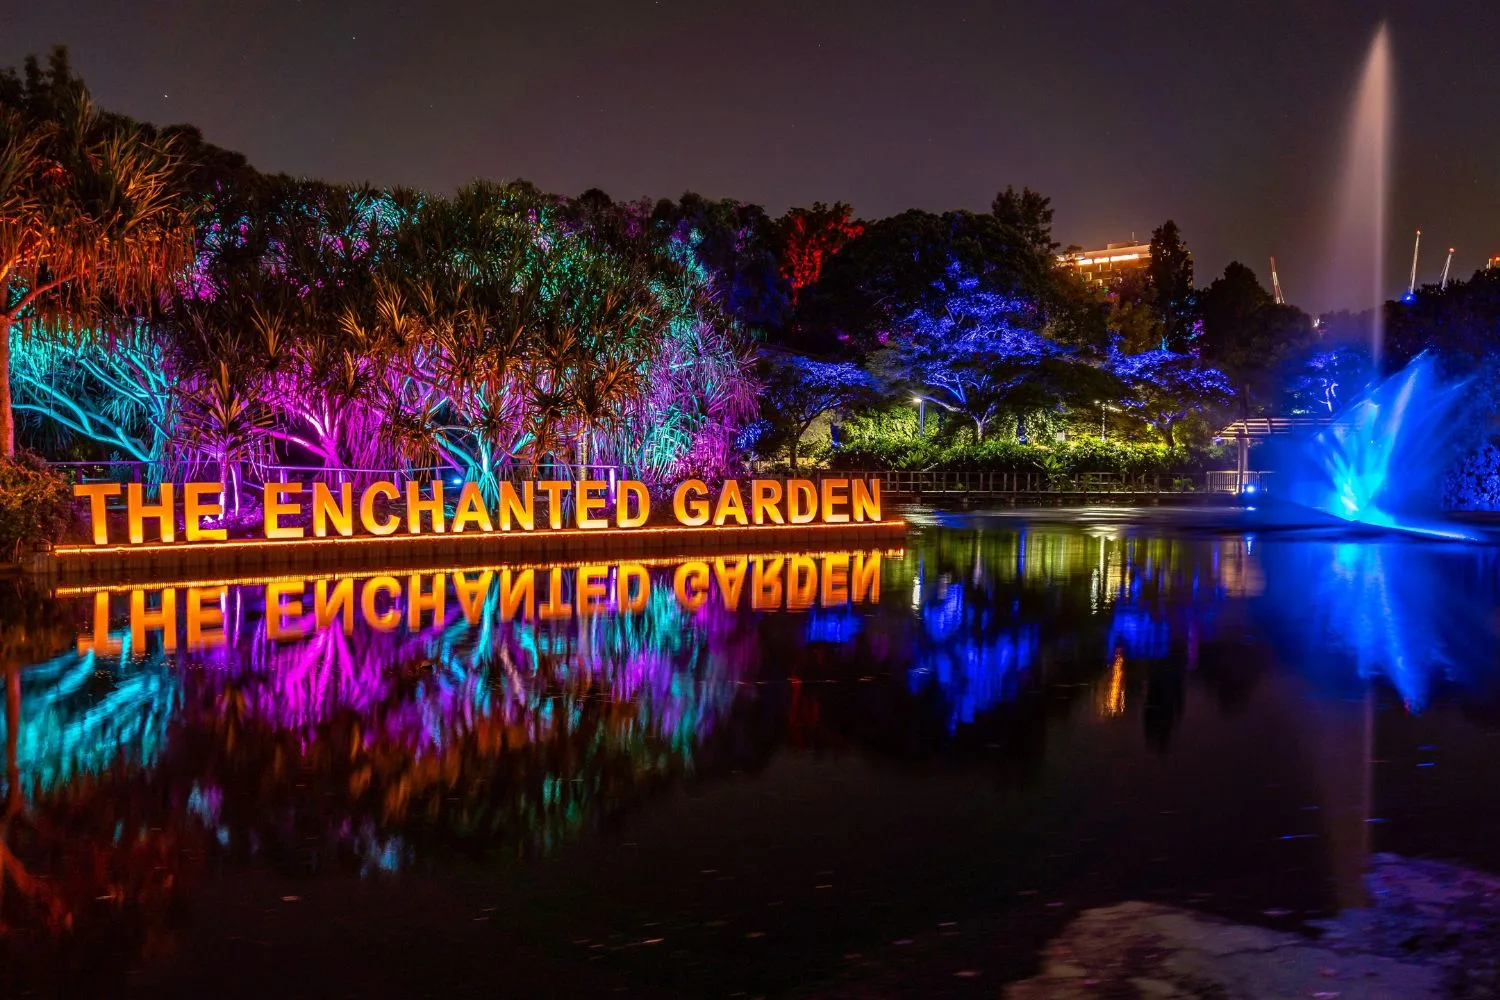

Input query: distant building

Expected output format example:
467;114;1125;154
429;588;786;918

1489;254;1500;270
1058;241;1152;288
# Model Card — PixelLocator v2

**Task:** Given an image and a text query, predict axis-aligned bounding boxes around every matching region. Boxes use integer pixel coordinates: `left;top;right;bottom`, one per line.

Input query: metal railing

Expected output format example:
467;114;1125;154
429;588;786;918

1205;470;1273;494
46;460;629;514
798;469;1272;496
48;461;1266;501
48;460;623;486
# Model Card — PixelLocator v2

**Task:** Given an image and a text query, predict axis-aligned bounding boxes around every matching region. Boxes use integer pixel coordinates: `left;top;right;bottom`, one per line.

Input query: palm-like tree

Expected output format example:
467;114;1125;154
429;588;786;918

0;50;196;456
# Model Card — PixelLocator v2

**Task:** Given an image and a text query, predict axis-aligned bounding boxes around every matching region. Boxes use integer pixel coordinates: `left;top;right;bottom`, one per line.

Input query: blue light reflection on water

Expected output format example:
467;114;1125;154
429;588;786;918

1253;536;1500;710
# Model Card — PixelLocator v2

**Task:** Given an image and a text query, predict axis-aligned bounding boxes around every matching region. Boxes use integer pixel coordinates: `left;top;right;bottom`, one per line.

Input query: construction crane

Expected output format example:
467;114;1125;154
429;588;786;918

1407;229;1422;297
1441;247;1455;287
1269;257;1285;305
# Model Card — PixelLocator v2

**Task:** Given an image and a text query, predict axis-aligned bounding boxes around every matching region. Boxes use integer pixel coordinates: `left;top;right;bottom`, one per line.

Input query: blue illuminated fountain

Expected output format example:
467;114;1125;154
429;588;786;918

1269;22;1483;541
1273;354;1477;540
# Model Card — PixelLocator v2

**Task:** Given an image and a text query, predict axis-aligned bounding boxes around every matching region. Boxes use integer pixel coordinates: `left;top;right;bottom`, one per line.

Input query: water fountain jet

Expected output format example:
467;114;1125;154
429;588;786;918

1273;355;1475;539
1322;22;1392;367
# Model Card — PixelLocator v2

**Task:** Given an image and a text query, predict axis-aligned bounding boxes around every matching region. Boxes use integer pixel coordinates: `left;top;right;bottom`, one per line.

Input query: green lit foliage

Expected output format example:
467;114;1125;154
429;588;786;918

0;452;72;560
831;404;1219;477
10;160;759;494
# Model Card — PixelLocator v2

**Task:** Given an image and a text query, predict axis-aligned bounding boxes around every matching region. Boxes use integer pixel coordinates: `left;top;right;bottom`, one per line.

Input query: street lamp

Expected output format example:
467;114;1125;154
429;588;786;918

912;395;926;437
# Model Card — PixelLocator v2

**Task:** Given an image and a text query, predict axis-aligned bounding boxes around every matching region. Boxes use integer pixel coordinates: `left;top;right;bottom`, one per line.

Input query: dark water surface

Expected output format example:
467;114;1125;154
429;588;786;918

4;506;1500;997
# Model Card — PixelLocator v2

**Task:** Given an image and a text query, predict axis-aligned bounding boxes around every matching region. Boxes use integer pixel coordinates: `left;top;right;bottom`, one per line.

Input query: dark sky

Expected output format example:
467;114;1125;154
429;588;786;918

3;1;1496;313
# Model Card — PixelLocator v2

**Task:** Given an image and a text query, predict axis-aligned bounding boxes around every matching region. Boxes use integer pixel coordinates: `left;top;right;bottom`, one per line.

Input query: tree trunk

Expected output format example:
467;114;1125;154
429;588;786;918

974;417;985;442
788;434;799;474
1;328;14;458
1161;421;1176;449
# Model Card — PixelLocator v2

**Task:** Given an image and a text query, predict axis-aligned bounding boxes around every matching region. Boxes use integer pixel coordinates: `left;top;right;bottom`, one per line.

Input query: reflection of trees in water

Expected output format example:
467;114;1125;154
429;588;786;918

170;575;763;867
0;572;767;980
0;532;1301;984
168;581;763;869
1;583;184;977
793;529;1257;757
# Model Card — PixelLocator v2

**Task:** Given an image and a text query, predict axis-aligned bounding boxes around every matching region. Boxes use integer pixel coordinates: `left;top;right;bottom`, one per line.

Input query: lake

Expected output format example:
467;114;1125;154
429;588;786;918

4;506;1500;997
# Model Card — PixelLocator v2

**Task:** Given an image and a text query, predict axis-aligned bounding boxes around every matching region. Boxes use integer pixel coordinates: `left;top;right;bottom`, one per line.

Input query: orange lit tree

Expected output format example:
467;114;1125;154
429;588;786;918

0;48;196;457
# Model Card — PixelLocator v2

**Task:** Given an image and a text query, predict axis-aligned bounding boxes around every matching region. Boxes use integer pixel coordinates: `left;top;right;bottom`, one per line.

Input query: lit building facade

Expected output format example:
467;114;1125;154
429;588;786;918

1058;241;1152;288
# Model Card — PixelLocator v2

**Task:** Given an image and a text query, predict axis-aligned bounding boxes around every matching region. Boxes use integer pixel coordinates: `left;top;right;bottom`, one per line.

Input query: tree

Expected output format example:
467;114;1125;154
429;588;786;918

1282;343;1371;416
649;193;788;333
1198;261;1315;416
1110;350;1234;447
797;203;1063;356
1106;270;1166;355
1147;221;1197;351
880;260;1117;441
774;202;863;306
990;186;1058;262
756;352;873;471
1385;265;1500;377
0;48;196;456
9;322;179;468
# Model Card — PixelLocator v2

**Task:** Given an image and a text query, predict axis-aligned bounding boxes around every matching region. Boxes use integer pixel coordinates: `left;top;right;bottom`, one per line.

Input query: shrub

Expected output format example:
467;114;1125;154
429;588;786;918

0;452;74;561
1445;441;1500;511
825;435;1226;477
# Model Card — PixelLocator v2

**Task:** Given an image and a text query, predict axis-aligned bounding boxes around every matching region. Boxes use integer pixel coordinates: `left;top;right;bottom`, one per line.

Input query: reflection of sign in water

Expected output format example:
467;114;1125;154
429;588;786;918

70;477;885;545
70;551;888;651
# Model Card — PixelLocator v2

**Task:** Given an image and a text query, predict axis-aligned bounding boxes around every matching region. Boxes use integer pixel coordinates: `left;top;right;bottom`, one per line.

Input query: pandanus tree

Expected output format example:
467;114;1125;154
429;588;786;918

533;252;660;478
372;183;549;490
0;49;196;457
599;229;757;483
184;180;402;474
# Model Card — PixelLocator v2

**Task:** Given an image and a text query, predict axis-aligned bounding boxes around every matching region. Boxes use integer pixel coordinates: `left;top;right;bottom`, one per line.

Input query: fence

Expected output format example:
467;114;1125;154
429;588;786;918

46;460;625;513
48;462;1269;504
813;469;1271;497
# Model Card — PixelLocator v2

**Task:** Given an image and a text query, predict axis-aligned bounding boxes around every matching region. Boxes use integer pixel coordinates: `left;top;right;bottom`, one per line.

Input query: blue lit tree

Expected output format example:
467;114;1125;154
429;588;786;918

1110;349;1234;447
1282;344;1370;416
881;261;1115;441
8;324;179;470
755;351;874;470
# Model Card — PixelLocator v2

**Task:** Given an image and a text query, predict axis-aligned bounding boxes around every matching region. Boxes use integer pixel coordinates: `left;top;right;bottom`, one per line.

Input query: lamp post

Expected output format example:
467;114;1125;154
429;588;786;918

913;395;926;437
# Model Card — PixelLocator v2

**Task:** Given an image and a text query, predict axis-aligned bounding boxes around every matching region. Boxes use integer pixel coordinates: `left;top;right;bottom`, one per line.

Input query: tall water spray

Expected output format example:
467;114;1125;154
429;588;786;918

1324;23;1392;366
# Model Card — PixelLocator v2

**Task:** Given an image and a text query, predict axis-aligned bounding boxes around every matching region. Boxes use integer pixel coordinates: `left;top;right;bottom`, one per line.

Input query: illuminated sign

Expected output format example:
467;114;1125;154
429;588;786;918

71;551;888;651
70;478;885;546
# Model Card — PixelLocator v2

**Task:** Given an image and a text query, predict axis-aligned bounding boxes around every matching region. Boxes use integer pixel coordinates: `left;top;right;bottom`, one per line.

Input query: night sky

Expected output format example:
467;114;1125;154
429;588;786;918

3;0;1495;313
